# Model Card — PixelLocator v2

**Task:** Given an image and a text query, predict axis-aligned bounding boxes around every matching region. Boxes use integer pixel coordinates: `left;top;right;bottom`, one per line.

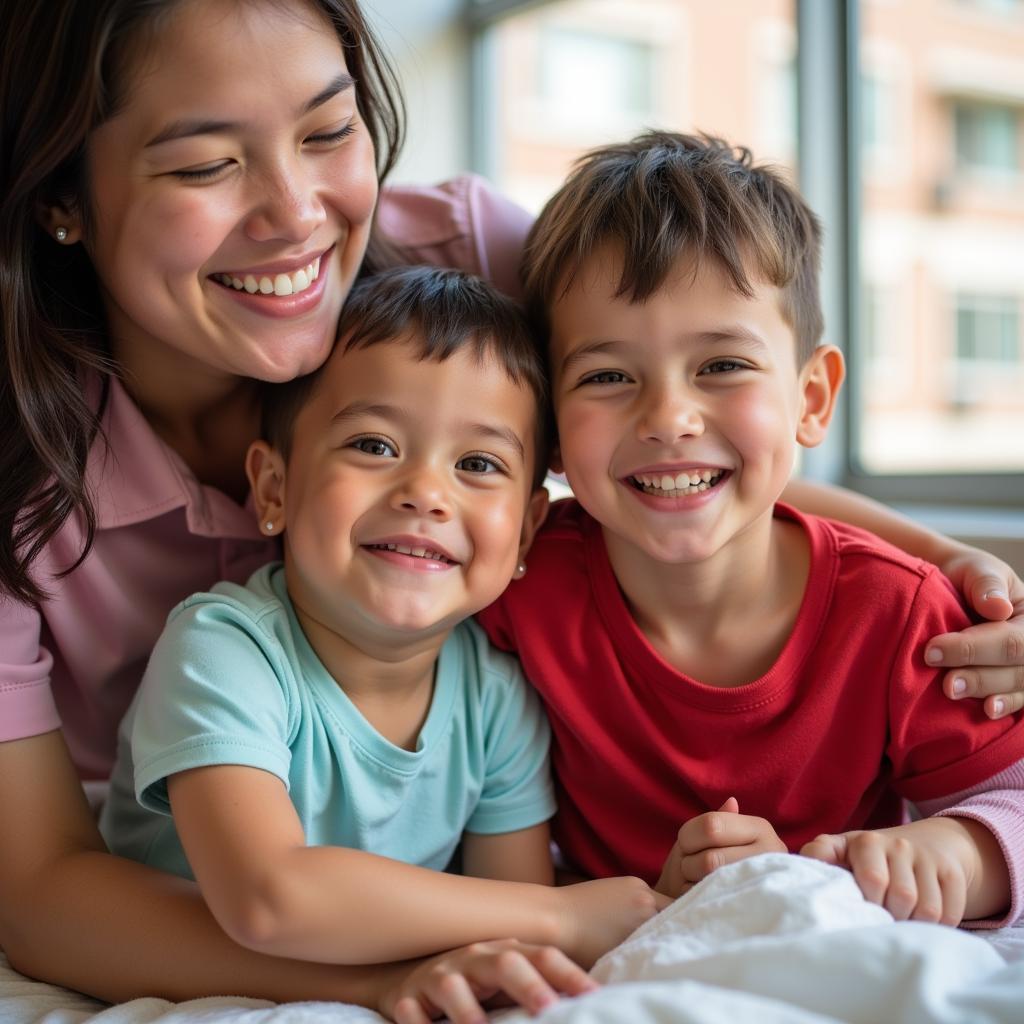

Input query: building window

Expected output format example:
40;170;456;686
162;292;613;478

954;102;1020;174
955;294;1020;365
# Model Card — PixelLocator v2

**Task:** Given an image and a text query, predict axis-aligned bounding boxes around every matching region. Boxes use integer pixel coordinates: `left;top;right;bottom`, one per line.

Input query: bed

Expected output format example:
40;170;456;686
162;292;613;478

3;855;1023;1024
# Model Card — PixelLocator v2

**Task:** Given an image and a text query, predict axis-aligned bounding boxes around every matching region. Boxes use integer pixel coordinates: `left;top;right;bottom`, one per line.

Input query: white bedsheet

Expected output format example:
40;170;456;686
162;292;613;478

3;855;1022;1024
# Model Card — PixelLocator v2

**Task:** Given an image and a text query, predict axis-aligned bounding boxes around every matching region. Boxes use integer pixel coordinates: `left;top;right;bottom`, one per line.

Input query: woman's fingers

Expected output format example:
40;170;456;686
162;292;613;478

927;618;1024;671
942;665;1024;718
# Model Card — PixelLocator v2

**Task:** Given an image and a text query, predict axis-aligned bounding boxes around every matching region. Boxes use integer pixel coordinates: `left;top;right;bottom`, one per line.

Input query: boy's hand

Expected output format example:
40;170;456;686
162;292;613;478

552;876;669;967
655;797;787;899
800;817;1003;926
926;543;1024;719
380;939;597;1024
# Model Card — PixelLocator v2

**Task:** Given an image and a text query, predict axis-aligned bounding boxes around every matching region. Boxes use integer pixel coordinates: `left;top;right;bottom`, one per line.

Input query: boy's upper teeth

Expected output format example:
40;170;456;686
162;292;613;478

383;543;448;561
634;469;723;490
216;256;321;296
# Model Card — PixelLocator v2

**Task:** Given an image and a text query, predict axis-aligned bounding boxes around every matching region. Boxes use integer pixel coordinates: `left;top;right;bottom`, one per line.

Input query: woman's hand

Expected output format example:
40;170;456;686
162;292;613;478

655;797;787;899
380;939;597;1024
926;543;1024;719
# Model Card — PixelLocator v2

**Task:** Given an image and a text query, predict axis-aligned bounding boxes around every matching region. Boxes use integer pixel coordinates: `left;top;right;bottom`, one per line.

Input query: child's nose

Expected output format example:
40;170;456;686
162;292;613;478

390;466;452;520
638;388;705;444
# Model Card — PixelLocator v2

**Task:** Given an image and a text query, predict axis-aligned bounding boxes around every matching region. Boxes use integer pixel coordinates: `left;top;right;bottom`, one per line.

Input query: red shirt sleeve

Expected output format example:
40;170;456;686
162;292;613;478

887;567;1024;802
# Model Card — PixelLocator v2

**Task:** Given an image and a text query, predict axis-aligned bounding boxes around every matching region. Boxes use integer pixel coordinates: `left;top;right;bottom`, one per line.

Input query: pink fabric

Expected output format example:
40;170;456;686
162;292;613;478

0;176;533;778
919;761;1024;928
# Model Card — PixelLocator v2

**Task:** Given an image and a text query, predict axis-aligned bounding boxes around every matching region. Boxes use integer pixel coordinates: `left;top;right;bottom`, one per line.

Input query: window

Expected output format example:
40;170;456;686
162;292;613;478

955;294;1020;366
954;103;1020;174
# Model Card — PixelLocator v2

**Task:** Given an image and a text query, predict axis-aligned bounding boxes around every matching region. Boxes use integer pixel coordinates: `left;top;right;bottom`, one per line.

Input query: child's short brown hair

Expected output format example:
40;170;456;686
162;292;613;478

522;131;824;365
262;265;553;488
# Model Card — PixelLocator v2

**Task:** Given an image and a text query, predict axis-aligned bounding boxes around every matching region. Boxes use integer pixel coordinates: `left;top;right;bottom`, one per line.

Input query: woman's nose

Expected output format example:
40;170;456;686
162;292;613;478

244;160;327;243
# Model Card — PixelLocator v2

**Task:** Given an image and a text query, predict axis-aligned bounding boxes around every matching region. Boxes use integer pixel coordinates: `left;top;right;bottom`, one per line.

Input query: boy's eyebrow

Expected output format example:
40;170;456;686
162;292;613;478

144;72;355;148
559;340;623;376
331;403;526;460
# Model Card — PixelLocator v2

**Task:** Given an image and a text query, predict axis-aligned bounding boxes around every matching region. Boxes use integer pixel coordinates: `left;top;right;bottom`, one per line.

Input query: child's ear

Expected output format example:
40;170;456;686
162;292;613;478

796;345;845;449
246;440;287;537
517;486;550;565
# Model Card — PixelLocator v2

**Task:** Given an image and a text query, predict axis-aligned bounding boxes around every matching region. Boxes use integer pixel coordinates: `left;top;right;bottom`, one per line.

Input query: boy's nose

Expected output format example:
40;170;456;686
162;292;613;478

244;160;327;243
390;467;453;521
637;389;705;444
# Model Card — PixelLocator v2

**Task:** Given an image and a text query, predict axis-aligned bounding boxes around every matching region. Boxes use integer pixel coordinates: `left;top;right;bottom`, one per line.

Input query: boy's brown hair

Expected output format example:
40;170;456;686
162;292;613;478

521;131;824;364
262;265;553;488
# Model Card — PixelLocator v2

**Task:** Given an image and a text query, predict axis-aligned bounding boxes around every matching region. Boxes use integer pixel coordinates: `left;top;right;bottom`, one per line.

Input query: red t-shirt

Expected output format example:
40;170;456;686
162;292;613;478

478;500;1024;884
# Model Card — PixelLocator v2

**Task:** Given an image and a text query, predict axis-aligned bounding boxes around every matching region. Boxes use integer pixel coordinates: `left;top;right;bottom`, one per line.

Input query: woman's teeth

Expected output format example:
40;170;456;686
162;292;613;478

631;469;725;496
215;256;321;297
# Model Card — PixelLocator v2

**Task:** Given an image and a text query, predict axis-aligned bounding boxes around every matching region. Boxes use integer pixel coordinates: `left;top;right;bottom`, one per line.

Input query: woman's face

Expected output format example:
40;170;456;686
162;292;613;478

84;0;378;383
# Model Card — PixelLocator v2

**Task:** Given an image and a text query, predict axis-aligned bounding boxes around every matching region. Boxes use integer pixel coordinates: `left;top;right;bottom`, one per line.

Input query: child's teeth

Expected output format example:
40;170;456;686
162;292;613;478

660;474;674;490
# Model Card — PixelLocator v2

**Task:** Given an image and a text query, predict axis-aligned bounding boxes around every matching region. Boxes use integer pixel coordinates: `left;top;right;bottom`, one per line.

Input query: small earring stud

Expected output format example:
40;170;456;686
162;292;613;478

265;522;274;532
55;226;68;242
515;562;527;579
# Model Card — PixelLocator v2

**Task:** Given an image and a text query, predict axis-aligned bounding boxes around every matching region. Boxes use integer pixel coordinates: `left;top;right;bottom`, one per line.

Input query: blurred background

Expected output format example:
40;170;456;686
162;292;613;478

365;0;1024;570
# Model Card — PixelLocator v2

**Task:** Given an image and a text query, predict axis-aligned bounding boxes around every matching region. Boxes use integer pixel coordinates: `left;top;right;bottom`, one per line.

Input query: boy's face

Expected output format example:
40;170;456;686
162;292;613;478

254;336;547;644
548;249;839;566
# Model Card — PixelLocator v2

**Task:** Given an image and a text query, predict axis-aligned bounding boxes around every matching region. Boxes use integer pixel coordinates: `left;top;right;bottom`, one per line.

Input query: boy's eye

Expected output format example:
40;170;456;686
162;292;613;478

581;370;630;385
699;359;749;375
351;436;397;458
456;454;502;475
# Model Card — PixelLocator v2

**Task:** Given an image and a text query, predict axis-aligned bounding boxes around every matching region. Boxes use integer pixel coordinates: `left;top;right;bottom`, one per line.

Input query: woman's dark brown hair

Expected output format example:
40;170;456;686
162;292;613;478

0;0;405;604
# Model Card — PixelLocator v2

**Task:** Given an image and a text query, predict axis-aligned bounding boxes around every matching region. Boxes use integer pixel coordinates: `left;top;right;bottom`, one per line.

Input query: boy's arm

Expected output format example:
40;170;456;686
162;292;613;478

169;764;662;968
782;478;1024;716
462;823;555;884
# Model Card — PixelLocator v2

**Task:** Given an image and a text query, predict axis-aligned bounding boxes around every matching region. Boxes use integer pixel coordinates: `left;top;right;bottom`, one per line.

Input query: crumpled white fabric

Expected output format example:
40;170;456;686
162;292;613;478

4;854;1024;1024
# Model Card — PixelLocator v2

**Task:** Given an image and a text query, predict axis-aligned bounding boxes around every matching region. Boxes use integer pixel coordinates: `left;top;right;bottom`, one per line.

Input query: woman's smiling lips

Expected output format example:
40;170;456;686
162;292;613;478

361;534;462;573
208;245;335;318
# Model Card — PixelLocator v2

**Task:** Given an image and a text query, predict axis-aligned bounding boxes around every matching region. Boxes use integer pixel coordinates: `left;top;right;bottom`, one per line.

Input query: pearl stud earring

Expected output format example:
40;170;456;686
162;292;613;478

265;522;275;532
55;226;68;242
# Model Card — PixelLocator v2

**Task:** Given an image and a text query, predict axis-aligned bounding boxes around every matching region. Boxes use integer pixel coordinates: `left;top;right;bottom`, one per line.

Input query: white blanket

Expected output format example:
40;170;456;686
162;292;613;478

3;855;1023;1024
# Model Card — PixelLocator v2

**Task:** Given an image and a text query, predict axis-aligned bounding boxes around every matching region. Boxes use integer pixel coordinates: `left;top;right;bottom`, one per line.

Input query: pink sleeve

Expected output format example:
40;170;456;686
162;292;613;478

0;596;60;741
916;759;1024;929
377;175;534;299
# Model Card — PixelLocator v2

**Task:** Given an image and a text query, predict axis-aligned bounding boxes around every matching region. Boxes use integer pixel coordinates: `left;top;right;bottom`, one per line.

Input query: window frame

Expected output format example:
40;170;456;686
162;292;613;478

467;0;1024;510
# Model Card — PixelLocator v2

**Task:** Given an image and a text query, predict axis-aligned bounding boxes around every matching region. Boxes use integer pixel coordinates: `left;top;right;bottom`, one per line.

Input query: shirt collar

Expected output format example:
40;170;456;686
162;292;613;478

86;374;263;540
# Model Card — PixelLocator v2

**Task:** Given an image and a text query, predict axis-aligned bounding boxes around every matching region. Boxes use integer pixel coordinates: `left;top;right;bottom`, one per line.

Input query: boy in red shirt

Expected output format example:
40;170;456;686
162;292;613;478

478;132;1024;928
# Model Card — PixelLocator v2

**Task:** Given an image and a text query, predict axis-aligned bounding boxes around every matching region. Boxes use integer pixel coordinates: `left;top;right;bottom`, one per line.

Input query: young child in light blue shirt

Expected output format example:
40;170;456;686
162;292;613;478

101;267;664;1019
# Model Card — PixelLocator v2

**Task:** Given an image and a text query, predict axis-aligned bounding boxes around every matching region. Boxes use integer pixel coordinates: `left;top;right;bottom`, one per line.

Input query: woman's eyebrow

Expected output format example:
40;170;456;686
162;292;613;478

144;73;356;148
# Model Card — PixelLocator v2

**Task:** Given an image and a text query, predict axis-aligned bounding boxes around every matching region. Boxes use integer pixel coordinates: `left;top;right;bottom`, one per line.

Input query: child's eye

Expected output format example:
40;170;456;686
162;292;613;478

581;370;630;385
351;436;397;458
699;359;749;375
306;123;356;146
170;160;234;181
456;454;502;475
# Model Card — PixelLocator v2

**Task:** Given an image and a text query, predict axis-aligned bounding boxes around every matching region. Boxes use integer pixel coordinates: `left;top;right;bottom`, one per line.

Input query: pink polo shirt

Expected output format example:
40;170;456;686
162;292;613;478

0;175;533;779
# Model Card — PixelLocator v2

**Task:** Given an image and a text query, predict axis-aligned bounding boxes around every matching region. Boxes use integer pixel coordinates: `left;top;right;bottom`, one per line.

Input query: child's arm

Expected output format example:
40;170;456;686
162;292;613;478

782;478;1024;718
169;763;662;968
462;823;555;884
654;797;787;899
800;813;1008;925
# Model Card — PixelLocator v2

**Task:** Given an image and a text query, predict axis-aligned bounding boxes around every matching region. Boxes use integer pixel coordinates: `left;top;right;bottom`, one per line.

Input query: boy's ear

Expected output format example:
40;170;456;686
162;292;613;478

517;487;550;565
796;345;845;449
246;440;287;536
35;198;84;246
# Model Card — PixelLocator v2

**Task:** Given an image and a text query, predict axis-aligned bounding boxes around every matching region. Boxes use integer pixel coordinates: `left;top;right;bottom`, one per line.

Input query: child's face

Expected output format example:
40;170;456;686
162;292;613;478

548;249;839;566
253;336;547;643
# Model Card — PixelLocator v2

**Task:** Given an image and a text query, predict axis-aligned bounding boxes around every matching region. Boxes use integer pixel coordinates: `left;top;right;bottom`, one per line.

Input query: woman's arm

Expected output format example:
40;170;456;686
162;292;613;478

782;478;1024;716
0;731;393;1005
169;764;661;969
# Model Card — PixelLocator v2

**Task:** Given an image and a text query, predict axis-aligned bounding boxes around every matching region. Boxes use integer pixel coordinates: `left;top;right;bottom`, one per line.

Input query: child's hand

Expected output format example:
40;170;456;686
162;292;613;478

655;797;787;899
925;543;1024;719
380;939;597;1024
800;817;1000;925
552;875;669;967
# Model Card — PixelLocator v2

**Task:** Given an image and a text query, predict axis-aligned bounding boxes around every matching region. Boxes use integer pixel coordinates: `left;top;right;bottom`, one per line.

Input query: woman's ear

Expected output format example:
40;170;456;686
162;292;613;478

796;345;845;449
246;441;287;536
35;198;84;246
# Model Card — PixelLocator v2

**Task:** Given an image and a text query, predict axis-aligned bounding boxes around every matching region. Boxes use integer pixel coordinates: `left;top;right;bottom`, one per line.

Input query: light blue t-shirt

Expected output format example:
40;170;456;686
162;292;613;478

100;563;555;879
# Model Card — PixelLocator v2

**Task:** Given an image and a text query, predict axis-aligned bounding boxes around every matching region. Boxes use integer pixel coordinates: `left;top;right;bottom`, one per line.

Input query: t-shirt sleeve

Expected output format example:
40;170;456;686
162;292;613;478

0;596;59;742
465;633;555;835
131;598;294;815
887;568;1024;802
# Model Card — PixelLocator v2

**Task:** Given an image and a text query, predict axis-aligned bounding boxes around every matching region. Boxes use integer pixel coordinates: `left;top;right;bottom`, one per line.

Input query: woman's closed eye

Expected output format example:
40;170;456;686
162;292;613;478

306;122;357;146
170;160;234;182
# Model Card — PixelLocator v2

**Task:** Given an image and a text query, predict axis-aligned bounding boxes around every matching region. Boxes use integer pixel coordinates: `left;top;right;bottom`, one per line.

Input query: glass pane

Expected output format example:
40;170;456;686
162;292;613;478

857;0;1024;475
482;0;798;215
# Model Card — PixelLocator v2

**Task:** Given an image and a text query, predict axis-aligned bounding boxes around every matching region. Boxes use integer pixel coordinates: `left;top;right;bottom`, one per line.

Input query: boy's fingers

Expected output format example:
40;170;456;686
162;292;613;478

718;796;740;814
393;996;435;1024
430;972;489;1024
800;832;846;864
677;811;769;852
846;833;889;905
934;866;967;927
910;864;943;925
880;843;917;920
524;945;598;999
926;619;1024;669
